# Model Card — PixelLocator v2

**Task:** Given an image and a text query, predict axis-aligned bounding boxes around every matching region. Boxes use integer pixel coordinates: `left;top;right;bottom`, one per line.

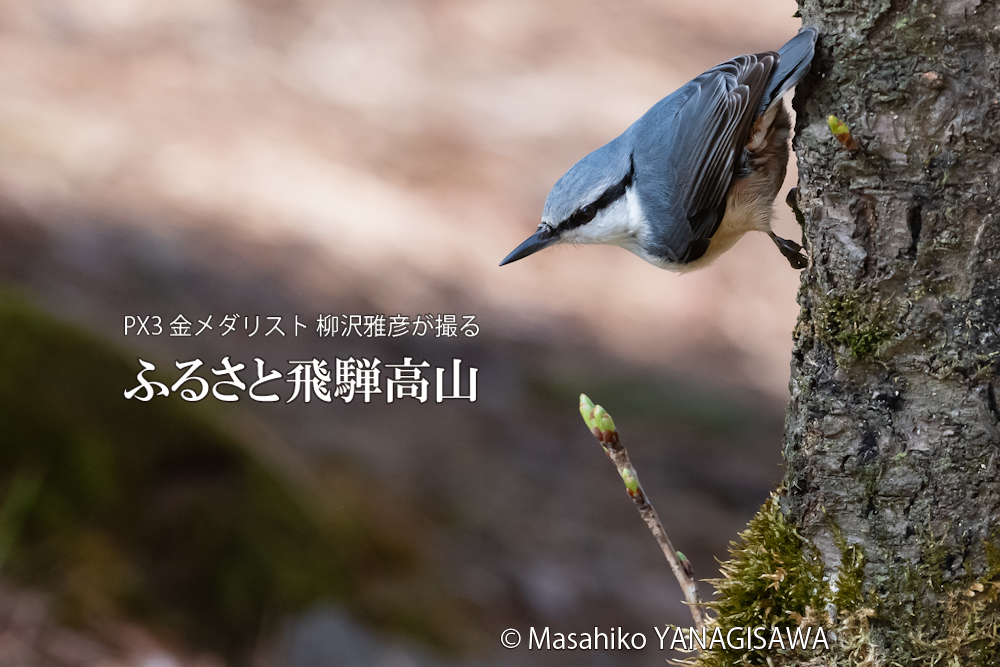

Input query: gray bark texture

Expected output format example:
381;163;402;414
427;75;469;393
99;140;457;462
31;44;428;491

781;0;1000;663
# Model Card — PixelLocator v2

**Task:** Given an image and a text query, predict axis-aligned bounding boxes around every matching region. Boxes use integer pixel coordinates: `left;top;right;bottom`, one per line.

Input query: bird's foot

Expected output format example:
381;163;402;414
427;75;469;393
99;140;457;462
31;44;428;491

769;232;808;270
785;187;806;228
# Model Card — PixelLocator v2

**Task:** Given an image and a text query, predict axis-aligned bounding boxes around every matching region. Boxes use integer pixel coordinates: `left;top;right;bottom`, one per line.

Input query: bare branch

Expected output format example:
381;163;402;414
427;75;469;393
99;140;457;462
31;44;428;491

579;394;709;632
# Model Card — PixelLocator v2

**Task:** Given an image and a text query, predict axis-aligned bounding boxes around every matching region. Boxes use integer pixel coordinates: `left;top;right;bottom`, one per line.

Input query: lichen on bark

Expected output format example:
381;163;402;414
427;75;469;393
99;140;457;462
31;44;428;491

697;0;1000;665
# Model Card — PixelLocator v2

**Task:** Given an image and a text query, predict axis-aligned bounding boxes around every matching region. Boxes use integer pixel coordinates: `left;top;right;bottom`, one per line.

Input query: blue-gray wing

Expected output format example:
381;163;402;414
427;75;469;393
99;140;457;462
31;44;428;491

633;53;776;263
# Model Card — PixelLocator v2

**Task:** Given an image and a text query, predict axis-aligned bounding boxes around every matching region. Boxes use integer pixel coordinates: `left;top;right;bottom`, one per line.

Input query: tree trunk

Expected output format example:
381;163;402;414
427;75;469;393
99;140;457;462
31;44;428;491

698;2;1000;665
789;0;1000;662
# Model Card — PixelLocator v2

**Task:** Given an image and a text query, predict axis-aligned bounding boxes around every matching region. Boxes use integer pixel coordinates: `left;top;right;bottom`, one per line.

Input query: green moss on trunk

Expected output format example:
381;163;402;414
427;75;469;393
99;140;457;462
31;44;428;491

694;494;1000;666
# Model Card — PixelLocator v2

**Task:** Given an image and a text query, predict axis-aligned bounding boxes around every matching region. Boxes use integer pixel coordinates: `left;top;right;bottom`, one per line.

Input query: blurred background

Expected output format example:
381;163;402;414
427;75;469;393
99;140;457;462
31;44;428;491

0;1;805;665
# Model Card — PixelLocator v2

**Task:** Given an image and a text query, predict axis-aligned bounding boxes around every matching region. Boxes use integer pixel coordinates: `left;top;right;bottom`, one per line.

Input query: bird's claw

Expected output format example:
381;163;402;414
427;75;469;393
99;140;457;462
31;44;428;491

785;187;806;228
769;232;809;270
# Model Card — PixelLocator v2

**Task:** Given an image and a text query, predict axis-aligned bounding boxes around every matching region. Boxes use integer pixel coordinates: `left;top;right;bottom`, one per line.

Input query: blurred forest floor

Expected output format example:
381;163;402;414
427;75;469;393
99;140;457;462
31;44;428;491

0;1;804;666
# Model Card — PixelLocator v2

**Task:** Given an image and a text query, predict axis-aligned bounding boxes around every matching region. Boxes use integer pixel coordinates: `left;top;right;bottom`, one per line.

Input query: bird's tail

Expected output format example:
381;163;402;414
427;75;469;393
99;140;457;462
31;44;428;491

758;27;818;116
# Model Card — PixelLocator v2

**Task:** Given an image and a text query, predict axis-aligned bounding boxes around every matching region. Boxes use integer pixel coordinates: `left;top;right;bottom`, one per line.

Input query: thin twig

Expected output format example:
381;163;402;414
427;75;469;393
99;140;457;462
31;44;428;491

579;394;708;632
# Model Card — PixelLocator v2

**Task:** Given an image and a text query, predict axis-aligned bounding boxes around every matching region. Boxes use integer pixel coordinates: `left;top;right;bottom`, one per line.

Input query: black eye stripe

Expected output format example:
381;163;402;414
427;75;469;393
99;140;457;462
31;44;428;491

556;156;634;233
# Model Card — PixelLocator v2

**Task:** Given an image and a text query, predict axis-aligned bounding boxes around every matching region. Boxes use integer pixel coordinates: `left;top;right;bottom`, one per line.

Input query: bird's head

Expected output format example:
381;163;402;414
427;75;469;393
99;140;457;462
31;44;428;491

500;136;641;266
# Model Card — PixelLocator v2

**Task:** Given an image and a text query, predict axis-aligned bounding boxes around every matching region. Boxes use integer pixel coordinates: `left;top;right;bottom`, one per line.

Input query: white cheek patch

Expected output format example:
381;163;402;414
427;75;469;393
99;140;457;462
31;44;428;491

559;191;642;246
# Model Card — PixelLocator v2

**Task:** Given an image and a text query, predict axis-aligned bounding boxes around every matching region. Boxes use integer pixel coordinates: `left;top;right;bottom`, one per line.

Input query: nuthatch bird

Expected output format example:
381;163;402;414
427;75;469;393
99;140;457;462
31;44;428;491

501;27;817;272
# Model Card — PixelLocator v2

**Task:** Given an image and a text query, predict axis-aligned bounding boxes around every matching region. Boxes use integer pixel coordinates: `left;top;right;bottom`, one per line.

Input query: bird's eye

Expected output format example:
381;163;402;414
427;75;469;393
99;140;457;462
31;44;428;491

578;205;597;222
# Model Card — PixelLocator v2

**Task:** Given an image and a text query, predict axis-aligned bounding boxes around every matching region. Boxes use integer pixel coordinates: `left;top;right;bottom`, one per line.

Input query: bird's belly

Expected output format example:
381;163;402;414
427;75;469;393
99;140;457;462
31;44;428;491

666;190;773;273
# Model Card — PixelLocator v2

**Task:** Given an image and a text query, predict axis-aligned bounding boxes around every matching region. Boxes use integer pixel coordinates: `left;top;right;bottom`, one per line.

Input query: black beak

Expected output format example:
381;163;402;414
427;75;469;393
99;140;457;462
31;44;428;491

499;229;556;266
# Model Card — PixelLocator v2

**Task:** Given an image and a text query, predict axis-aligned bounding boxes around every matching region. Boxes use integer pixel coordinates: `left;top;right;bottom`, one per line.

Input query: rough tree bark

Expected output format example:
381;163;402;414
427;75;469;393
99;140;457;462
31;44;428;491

782;0;999;663
689;2;999;666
